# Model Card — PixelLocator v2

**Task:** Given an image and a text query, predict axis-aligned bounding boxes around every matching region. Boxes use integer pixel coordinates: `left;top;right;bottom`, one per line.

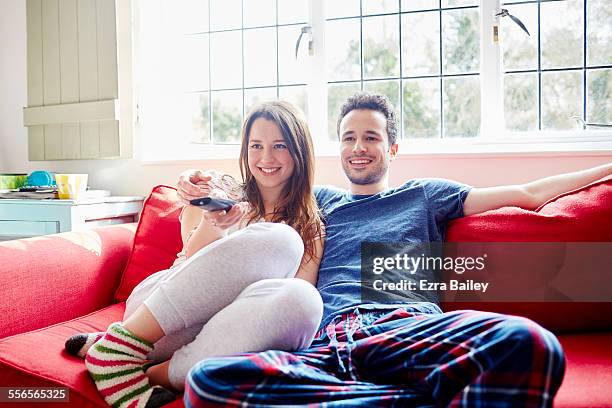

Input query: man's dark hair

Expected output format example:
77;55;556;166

336;92;399;146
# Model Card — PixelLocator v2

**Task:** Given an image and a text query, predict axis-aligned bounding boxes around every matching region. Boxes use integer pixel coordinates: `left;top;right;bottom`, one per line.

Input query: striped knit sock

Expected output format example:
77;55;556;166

85;322;175;408
65;331;104;358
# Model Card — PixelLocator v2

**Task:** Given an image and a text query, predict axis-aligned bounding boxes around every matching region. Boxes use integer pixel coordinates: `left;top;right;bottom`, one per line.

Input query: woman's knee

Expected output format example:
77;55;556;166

253;222;304;259
268;278;323;347
239;223;304;275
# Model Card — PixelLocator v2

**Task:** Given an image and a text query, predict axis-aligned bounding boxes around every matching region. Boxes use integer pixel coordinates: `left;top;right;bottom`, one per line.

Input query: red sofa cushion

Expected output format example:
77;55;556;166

0;303;124;407
556;333;612;408
444;178;612;333
0;302;184;407
115;186;184;301
0;225;134;339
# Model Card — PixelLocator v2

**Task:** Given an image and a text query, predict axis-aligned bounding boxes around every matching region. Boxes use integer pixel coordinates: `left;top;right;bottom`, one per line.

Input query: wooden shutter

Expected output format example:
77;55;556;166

24;0;131;160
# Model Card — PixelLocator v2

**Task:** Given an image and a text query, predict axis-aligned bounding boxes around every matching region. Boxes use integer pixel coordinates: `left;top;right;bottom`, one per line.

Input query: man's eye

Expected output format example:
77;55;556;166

343;137;355;142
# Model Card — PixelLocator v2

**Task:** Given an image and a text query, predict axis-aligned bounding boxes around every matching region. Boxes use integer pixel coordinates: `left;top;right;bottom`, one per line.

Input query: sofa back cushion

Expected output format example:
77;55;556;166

114;186;183;301
444;178;612;333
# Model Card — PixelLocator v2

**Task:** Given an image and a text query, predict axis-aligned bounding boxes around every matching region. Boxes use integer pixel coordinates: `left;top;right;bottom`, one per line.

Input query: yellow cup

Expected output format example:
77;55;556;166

55;174;88;200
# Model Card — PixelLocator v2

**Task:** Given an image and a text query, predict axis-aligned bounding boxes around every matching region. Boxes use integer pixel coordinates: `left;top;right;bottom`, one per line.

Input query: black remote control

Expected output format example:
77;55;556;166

190;197;237;212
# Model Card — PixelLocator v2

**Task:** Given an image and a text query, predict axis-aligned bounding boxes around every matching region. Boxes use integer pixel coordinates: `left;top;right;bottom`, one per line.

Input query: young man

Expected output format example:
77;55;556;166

177;93;611;407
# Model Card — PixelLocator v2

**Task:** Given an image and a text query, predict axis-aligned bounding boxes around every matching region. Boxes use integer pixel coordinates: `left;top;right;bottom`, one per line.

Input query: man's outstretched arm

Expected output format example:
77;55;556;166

463;162;612;216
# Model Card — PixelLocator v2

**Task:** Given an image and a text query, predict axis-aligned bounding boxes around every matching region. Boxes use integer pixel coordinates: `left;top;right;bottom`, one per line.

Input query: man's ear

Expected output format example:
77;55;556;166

388;143;399;160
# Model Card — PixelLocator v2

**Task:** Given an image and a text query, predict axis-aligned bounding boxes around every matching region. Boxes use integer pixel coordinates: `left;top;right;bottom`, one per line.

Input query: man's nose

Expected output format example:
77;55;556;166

352;139;366;153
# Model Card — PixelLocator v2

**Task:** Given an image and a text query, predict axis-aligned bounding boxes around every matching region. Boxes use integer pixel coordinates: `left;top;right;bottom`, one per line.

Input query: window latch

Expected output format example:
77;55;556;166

496;9;530;37
295;25;313;59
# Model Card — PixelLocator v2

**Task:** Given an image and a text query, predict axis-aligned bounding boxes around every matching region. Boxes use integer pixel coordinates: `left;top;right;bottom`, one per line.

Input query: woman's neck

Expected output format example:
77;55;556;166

259;186;284;216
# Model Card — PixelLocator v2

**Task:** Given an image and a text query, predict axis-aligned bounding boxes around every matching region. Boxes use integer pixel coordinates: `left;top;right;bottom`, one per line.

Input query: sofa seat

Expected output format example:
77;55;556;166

1;301;611;407
555;332;612;408
0;303;124;407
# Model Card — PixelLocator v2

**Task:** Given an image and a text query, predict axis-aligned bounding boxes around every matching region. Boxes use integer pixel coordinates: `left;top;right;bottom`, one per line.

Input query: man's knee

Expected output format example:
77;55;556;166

496;315;565;378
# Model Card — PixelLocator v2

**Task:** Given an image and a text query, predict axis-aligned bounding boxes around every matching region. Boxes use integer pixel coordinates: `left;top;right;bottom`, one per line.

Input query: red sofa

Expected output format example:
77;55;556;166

1;181;611;407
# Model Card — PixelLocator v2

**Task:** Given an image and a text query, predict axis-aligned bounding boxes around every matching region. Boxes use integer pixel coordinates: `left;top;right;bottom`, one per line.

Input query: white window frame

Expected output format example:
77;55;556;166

134;0;612;164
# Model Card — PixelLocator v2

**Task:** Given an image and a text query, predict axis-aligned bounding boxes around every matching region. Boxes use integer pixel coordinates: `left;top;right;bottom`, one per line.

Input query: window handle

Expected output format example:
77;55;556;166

496;9;530;37
572;116;612;129
295;25;313;59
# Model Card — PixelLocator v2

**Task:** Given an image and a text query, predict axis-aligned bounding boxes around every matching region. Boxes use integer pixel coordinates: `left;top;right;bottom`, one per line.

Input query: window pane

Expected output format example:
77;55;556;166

442;0;478;7
244;87;277;114
327;82;361;139
244;28;277;87
326;19;361;81
187;92;210;143
504;73;538;132
541;0;583;69
541;71;582;130
587;0;612;66
364;80;400;114
501;3;537;71
403;78;441;139
362;0;398;16
443;76;480;137
179;0;209;34
182;35;209;92
278;0;308;24
587;69;612;125
210;31;242;89
363;15;400;79
210;0;241;30
442;8;479;74
278;25;308;85
212;90;243;143
401;0;438;12
402;11;440;76
279;86;308;117
327;0;360;19
244;0;276;28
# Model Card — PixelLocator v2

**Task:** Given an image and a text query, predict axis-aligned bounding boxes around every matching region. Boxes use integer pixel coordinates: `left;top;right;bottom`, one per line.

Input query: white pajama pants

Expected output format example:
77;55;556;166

124;222;324;390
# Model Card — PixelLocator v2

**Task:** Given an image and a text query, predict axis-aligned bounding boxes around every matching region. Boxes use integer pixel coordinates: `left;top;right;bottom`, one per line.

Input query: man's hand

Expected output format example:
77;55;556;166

202;202;250;230
177;169;211;204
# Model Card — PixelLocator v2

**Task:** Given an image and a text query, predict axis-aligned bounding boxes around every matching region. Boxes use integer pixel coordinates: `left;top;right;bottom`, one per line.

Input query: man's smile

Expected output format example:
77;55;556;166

348;157;373;169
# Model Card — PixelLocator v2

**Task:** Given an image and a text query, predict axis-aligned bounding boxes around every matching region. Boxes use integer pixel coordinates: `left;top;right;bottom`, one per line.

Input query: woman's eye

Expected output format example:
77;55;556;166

274;144;287;149
249;144;262;149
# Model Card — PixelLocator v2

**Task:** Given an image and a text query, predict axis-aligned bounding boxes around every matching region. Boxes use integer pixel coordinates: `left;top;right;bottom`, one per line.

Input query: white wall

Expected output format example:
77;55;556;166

1;0;610;197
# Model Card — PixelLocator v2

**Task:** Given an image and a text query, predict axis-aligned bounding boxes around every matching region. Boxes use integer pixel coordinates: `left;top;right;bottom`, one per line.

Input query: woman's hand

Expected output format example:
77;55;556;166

177;169;210;204
202;202;250;230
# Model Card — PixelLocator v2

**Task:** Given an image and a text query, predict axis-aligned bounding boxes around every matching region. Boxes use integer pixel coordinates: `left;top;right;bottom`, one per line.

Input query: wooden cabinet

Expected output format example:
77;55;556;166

0;196;143;240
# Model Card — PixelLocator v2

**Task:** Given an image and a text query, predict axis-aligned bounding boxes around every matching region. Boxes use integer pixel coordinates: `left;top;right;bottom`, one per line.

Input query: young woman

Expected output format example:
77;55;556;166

65;101;325;408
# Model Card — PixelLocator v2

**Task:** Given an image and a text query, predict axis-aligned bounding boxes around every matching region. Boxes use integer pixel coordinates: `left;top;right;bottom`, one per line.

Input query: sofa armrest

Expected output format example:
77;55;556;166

0;224;136;339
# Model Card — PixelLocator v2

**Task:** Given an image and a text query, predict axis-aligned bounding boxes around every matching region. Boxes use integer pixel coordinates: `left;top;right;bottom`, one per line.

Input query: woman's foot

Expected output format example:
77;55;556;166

64;332;104;358
145;360;176;391
85;322;175;408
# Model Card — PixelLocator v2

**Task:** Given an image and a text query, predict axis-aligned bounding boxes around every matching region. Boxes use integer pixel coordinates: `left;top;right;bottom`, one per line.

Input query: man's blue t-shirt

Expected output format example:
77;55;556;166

314;179;472;328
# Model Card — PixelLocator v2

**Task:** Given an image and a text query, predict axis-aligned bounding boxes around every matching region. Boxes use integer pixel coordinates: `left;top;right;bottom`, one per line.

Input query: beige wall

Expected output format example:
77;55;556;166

1;1;610;197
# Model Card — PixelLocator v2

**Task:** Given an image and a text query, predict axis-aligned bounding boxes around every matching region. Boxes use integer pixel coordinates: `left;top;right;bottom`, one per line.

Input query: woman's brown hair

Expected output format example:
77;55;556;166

239;101;323;261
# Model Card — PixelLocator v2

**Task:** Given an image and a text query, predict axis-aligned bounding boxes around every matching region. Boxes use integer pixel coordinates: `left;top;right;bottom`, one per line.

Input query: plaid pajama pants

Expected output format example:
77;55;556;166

184;306;565;407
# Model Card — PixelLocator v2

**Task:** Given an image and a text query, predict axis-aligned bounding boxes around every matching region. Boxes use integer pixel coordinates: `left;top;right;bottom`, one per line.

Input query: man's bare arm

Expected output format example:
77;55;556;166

463;163;612;216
